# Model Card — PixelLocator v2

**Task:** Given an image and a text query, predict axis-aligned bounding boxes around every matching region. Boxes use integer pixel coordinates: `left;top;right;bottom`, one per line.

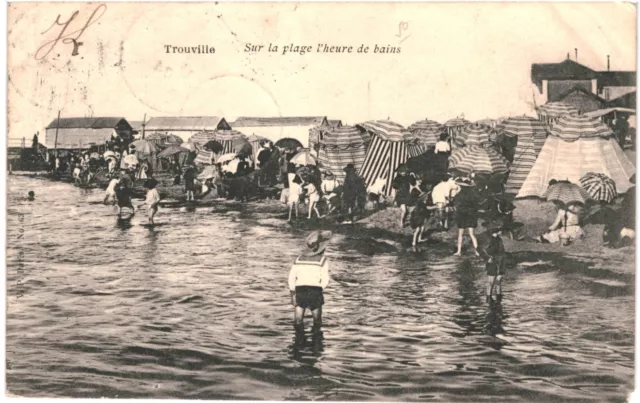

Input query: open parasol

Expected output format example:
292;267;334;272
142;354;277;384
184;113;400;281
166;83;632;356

448;145;509;175
579;172;618;203
131;139;159;155
216;153;237;165
543;180;592;205
407;119;444;147
290;148;317;166
158;145;187;158
549;114;613;142
454;123;494;147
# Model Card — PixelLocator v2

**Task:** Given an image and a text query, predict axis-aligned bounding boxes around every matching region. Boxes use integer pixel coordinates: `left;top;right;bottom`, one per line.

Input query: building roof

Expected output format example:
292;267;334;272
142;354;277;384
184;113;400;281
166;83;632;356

45;117;130;130
44;127;116;149
128;120;144;131
531;59;598;91
145;116;230;131
597;71;636;88
557;86;608;104
328;119;343;127
603;86;637;101
232;116;328;127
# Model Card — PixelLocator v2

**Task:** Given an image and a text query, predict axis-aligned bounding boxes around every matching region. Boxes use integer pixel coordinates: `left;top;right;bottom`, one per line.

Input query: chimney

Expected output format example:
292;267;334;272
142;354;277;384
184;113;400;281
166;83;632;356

567;52;570;60
607;55;610;71
575;48;578;61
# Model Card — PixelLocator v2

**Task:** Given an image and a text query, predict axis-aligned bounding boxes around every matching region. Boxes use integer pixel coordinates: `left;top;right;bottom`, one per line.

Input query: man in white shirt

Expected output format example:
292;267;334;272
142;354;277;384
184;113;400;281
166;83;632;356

367;177;387;210
288;230;331;336
431;177;460;229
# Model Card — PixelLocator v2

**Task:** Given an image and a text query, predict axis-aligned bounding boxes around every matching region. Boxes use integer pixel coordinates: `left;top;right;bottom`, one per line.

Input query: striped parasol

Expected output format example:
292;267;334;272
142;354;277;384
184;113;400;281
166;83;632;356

318;126;369;181
549;114;613;142
357;120;415;142
407;119;444;148
454;123;494;147
190;130;247;154
444;117;470;146
130;139;159;155
448;145;509;175
188;131;217;145
543;180;592;205
579;172;618;203
496;116;548;138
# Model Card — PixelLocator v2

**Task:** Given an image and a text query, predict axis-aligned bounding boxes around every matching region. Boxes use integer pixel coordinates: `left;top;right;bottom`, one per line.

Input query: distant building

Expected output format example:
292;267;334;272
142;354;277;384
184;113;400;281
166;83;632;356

328;119;343;128
44;117;133;150
230;116;329;148
144;116;231;143
531;55;636;111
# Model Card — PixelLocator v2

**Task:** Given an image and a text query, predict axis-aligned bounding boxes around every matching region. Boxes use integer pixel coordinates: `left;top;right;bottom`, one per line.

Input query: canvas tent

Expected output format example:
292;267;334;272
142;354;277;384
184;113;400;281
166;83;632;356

357;120;421;197
535;102;579;131
317;126;370;182
516;114;635;198
497;116;548;194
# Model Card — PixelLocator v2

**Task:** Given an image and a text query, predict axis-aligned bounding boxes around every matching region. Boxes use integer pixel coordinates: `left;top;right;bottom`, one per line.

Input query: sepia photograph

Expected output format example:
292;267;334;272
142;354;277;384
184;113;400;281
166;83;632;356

5;2;637;401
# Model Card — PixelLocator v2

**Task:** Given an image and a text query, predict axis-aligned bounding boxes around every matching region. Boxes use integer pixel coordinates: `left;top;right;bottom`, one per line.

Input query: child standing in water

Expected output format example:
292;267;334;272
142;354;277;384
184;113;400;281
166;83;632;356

144;179;161;224
480;221;507;303
104;177;120;205
288;231;332;335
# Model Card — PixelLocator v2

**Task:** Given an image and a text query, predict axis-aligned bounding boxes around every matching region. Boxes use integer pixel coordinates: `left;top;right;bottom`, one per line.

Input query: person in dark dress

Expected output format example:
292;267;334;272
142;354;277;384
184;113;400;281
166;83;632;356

183;165;197;201
479;220;507;303
115;177;135;218
453;177;480;256
341;164;360;224
410;188;435;247
392;164;413;227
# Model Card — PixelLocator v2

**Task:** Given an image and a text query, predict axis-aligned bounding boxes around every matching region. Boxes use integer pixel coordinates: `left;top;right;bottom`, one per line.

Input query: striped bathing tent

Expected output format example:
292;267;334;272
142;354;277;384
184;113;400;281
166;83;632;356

247;134;270;164
453;123;494;148
517;114;635;198
407;119;444;149
189;130;247;154
536;102;580;131
317;126;371;182
357;120;420;196
498;116;548;194
444;117;470;144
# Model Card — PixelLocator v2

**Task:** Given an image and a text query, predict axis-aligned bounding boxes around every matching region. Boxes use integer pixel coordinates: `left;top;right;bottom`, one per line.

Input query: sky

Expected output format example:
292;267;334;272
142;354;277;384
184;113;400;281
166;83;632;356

7;2;637;141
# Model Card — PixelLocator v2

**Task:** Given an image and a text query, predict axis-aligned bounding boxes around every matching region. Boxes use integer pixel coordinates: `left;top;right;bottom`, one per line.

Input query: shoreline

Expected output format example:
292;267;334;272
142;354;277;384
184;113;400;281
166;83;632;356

9;171;635;270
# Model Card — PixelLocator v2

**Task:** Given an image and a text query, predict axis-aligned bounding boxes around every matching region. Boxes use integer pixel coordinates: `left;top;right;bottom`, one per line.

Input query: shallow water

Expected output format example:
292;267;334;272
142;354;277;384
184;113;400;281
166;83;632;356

6;175;634;401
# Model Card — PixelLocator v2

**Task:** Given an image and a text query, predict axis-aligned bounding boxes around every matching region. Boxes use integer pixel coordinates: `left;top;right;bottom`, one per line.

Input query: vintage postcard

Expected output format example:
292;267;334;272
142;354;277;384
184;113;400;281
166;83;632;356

5;1;637;401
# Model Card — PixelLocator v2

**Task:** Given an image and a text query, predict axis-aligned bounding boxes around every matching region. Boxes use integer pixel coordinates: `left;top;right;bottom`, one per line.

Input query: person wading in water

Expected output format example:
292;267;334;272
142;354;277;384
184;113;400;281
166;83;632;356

288;231;332;338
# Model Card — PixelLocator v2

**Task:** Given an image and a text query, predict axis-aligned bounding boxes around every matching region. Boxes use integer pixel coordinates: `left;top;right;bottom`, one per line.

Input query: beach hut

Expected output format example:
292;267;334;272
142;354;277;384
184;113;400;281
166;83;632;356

516;114;635;198
317;126;371;182
407;119;444;149
535;102;580;131
357;120;420;196
497;116;548;195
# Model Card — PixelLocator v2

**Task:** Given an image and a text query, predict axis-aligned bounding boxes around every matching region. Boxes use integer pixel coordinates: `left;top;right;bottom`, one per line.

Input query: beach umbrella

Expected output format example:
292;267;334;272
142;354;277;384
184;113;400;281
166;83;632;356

496;116;547;138
454;123;494;147
274;137;304;150
131;139;159;155
216;153;237;164
181;142;199;152
407;119;444;148
204;140;224;153
444;117;470;139
189;131;218;145
103;150;116;159
449;144;509;175
197;165;218;180
290;148;317;166
549;114;613;142
123;154;139;166
543;180;592;205
536;102;580;130
158;145;186;158
357;120;415;142
580;172;618;203
164;134;183;145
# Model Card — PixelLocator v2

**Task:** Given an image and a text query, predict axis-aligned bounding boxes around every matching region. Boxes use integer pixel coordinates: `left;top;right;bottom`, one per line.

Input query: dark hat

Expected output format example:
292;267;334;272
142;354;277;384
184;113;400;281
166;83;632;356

343;163;356;172
303;230;333;256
